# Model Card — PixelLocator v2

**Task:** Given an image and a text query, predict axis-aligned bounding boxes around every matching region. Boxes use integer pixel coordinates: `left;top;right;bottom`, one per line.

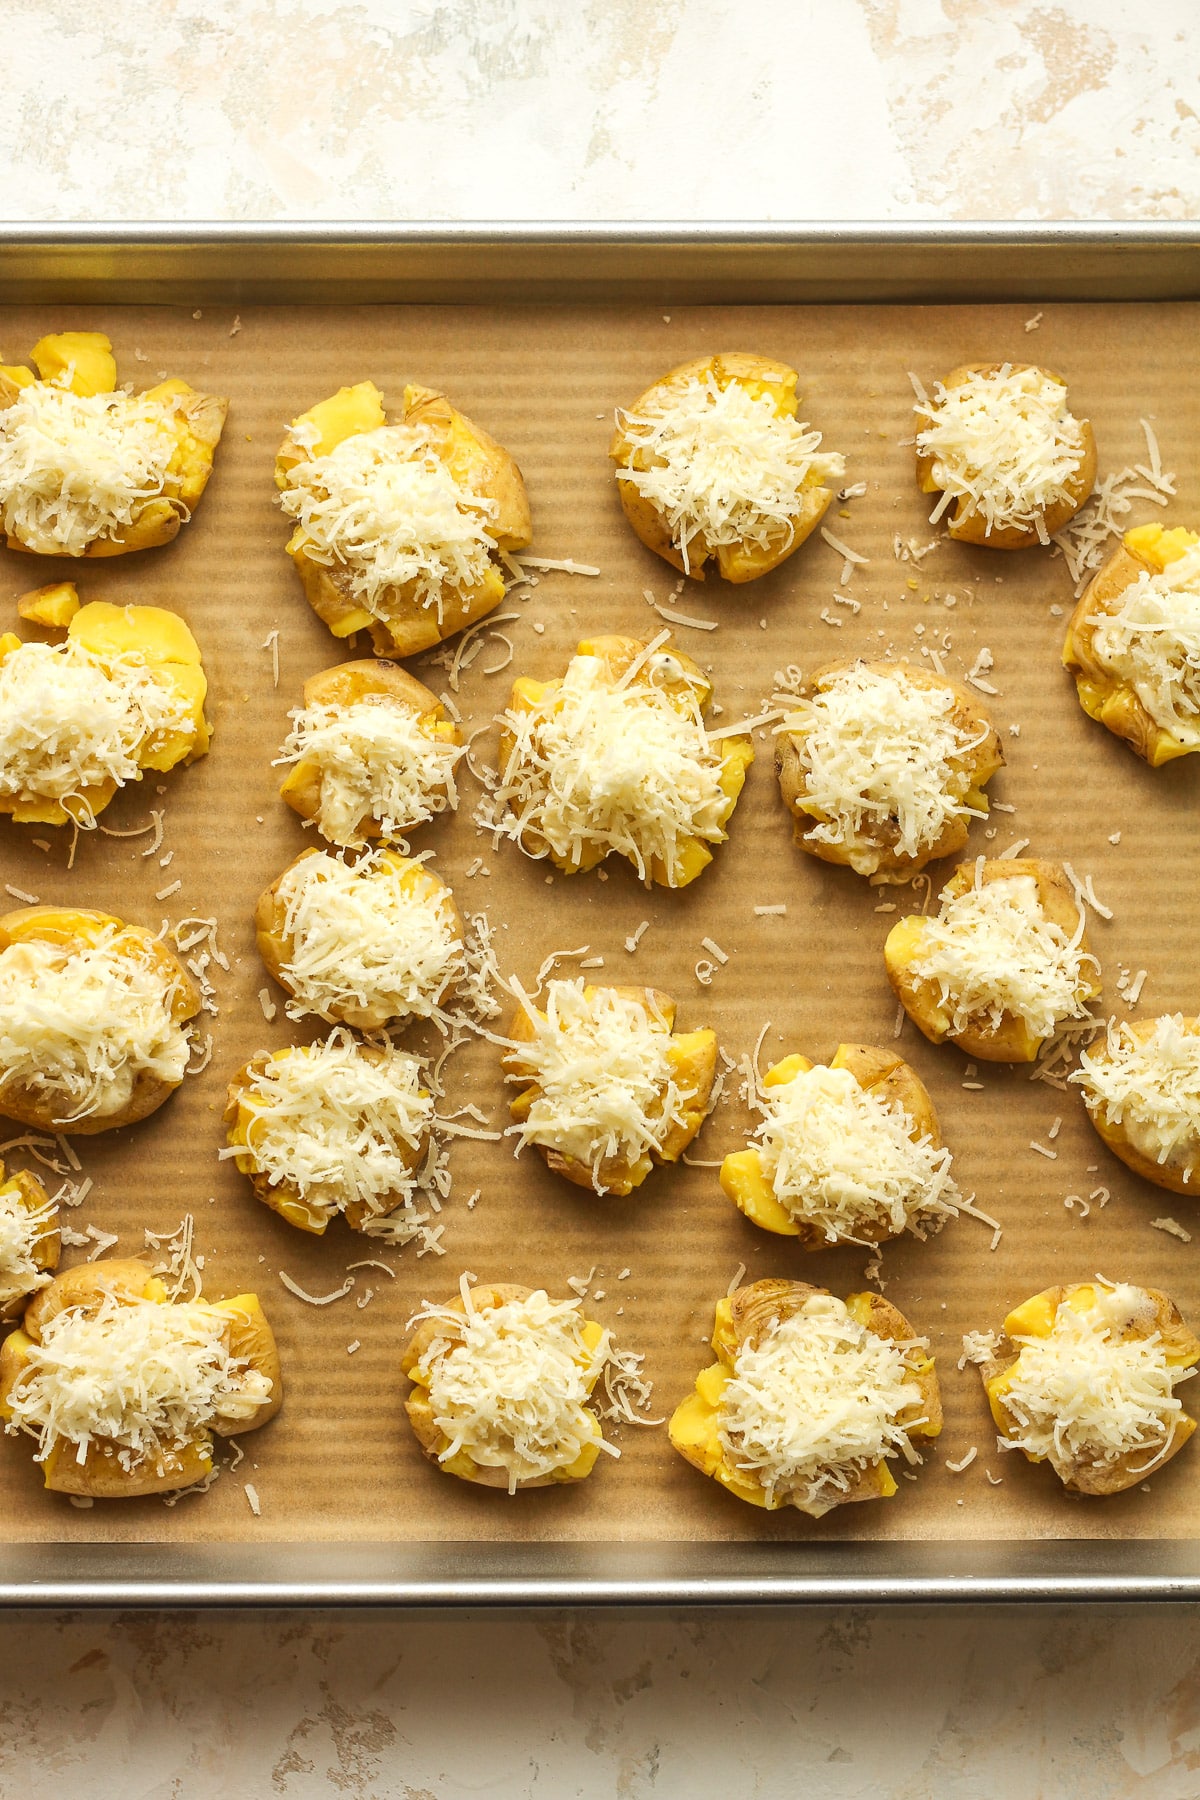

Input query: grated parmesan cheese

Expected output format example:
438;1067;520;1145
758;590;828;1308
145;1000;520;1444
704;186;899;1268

753;1064;959;1246
614;375;844;575
717;1293;928;1517
0;1181;56;1309
278;424;498;623
1073;1016;1200;1181
275;697;464;848
1087;543;1200;745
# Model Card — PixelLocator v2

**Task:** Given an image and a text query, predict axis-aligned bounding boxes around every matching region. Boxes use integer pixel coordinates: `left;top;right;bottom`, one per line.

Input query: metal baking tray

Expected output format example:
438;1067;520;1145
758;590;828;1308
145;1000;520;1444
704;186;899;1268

2;223;1200;1606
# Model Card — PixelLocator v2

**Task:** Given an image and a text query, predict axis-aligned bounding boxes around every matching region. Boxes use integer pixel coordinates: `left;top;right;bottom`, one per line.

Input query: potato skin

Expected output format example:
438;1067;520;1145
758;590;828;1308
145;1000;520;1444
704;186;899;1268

609;352;836;582
776;660;1004;882
1076;1016;1200;1195
504;983;717;1196
883;858;1099;1062
278;381;530;658
0;907;202;1134
915;362;1095;549
980;1283;1200;1495
1;1259;282;1498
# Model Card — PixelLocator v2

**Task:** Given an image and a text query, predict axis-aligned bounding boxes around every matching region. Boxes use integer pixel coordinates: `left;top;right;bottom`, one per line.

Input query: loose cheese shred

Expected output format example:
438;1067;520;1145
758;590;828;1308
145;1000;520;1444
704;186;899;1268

0;381;178;556
717;1294;928;1517
753;1064;959;1246
914;365;1085;541
1152;1217;1192;1243
0;1183;56;1309
222;1030;437;1231
484;649;736;885
997;1284;1193;1481
3;1292;272;1472
411;1287;616;1493
275;697;464;848
0;637;198;822
1086;544;1200;744
911;868;1096;1042
275;848;464;1026
278;423;498;623
1073;1016;1200;1181
615;375;844;575
1053;421;1176;595
500;979;688;1191
0;929;190;1124
779;665;993;871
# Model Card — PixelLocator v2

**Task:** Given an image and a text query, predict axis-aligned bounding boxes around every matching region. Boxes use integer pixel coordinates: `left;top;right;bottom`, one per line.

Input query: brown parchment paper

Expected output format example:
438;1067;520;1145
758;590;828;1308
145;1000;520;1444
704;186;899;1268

0;299;1198;1547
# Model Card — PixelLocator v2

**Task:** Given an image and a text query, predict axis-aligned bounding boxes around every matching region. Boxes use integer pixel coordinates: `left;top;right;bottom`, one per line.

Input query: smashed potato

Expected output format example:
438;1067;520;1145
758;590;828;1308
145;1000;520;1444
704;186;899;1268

914;362;1095;549
0;1161;59;1321
1072;1014;1200;1194
720;1044;956;1248
609;352;845;582
1064;523;1200;766
0;331;226;556
401;1281;613;1492
255;845;464;1030
0;905;201;1134
0;1258;281;1498
276;657;463;848
976;1280;1199;1495
502;980;717;1196
275;379;531;658
776;660;1003;882
0;598;211;828
669;1279;941;1517
884;858;1100;1062
488;634;753;887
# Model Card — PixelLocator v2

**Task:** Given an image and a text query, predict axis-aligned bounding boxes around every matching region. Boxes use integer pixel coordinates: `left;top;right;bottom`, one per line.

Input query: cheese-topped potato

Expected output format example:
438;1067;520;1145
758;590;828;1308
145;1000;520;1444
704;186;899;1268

609;352;845;583
0;1161;59;1322
977;1280;1200;1495
255;845;464;1031
0;332;226;557
914;362;1095;549
0;906;201;1134
501;979;717;1196
1064;523;1200;766
0;1258;281;1499
402;1280;615;1492
669;1279;941;1517
275;658;463;849
1072;1015;1200;1194
0;598;211;828
884;857;1100;1062
776;661;1003;882
487;634;753;887
720;1044;958;1249
224;1029;435;1237
275;380;531;659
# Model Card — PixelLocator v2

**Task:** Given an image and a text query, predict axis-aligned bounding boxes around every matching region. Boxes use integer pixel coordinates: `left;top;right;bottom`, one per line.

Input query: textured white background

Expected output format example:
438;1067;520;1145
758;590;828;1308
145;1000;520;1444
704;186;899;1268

4;1;1200;1795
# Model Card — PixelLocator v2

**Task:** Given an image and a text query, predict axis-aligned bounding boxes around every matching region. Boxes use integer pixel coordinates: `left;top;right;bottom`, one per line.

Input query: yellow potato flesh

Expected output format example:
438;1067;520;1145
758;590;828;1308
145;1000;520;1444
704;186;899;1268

31;332;117;397
16;582;81;628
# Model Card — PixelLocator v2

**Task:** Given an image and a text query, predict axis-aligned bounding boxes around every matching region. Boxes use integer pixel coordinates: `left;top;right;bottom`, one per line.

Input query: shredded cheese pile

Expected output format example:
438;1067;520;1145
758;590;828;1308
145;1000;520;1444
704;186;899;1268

4;1292;272;1472
998;1286;1192;1480
415;1287;613;1493
1074;1016;1200;1179
718;1294;926;1515
915;366;1084;541
488;651;730;882
0;1186;55;1309
0;932;189;1124
0;638;196;818
781;666;991;867
0;381;177;555
276;850;463;1025
275;697;463;848
228;1031;435;1224
755;1065;958;1244
502;980;686;1188
1088;544;1200;744
912;870;1095;1041
279;424;498;620
616;374;844;573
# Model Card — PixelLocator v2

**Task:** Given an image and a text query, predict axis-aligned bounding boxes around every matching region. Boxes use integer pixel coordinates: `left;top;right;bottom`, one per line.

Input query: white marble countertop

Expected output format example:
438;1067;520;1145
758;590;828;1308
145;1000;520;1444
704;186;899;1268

3;3;1200;1794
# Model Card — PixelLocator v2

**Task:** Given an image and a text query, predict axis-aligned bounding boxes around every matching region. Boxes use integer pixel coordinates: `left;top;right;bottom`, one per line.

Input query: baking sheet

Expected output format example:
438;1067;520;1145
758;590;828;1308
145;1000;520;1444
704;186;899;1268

0;298;1197;1549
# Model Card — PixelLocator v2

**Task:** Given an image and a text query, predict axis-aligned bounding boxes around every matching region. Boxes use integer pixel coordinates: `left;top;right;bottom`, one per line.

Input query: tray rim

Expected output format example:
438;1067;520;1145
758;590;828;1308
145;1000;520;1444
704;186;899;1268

1;218;1198;1606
